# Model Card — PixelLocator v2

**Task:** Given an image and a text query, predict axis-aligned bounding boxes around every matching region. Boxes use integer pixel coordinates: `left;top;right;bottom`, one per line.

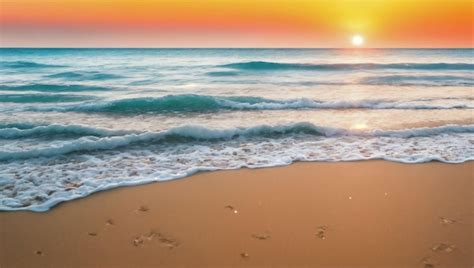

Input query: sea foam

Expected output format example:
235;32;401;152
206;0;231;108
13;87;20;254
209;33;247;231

1;122;473;211
1;122;473;161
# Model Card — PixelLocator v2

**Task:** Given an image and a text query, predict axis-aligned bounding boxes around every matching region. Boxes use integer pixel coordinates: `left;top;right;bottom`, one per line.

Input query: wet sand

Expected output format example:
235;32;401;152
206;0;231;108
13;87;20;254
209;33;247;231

0;161;472;267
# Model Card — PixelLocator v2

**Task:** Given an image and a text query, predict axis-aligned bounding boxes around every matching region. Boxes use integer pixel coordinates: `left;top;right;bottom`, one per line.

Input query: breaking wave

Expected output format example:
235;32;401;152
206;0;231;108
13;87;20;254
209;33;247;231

30;94;473;114
0;124;128;139
1;122;473;161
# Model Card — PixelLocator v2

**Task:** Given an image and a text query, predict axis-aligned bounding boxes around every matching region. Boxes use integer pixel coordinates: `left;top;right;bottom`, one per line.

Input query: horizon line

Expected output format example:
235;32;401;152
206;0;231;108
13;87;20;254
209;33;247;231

1;47;473;49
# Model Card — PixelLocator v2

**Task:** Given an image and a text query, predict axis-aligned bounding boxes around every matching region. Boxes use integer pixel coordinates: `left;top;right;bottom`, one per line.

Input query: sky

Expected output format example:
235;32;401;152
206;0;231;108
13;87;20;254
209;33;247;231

1;0;473;48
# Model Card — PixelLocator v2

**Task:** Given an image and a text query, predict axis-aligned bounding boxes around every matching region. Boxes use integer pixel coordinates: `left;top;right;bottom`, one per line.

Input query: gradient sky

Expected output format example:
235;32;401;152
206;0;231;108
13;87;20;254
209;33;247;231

1;0;473;48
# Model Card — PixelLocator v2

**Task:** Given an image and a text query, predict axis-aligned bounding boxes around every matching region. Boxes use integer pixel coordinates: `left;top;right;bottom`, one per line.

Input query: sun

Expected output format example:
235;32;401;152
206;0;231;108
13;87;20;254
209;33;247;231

351;34;365;46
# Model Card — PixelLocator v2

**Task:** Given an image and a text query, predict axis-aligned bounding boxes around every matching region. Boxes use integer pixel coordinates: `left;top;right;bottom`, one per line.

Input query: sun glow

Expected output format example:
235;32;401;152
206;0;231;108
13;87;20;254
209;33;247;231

351;35;365;46
351;123;368;130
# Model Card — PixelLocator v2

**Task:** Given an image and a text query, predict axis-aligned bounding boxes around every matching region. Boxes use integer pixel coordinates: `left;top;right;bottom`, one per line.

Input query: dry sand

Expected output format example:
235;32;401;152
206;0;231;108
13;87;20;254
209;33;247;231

0;161;473;267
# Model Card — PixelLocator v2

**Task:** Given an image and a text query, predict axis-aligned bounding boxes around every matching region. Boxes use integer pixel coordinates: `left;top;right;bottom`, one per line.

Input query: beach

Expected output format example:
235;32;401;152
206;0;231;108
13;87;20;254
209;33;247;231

1;0;473;266
1;161;472;267
0;48;473;267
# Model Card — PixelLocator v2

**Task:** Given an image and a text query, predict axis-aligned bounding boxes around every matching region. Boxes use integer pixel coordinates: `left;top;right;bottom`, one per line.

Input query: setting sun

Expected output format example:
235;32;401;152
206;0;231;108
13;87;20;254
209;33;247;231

351;35;365;46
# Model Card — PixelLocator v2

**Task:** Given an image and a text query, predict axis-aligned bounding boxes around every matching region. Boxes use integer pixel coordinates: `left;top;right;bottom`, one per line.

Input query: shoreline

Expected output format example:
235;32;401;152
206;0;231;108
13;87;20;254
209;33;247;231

1;160;473;267
4;158;474;213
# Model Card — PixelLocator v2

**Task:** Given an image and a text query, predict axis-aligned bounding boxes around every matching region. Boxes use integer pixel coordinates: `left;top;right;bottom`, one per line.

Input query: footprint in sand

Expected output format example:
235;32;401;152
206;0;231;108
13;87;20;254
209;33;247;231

157;233;180;250
251;231;271;240
431;243;456;253
132;230;180;250
137;205;149;212
106;219;115;226
420;256;437;268
133;230;156;247
315;226;328;240
88;232;98;237
35;250;43;256
240;252;250;259
225;205;238;214
439;217;460;226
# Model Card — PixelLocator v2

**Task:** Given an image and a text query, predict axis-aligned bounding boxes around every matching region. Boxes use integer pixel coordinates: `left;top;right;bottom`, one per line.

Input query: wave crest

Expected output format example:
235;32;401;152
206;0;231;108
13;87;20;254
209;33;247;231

0;124;127;139
46;71;124;81
0;61;65;69
1;123;472;161
220;61;474;71
32;94;474;114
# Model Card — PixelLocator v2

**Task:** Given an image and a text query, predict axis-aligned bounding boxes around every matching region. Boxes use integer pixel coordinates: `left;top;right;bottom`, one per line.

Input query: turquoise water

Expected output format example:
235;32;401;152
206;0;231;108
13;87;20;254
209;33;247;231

0;48;473;211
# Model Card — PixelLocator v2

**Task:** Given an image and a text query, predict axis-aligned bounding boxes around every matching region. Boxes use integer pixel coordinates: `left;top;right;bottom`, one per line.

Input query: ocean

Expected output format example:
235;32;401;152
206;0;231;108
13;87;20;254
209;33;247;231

0;48;473;211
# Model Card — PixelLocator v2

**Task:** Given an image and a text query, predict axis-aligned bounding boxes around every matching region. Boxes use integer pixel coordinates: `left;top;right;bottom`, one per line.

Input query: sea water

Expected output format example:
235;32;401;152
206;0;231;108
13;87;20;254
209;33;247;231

0;48;472;211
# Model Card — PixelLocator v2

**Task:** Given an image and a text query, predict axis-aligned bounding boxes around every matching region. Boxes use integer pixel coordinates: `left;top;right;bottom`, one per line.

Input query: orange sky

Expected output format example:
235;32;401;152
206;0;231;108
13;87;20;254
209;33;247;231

1;0;473;47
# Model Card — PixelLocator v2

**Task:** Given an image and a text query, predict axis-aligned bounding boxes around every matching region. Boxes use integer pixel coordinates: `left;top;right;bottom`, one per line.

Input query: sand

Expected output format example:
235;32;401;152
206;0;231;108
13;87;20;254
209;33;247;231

0;161;472;267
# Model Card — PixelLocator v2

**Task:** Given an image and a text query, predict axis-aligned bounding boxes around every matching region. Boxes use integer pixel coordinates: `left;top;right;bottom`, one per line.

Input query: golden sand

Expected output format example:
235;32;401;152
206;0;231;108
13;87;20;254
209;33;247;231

0;161;472;267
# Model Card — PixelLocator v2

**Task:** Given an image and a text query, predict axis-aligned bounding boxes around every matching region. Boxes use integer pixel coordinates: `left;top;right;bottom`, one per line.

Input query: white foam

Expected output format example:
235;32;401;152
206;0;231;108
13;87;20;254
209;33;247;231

217;98;474;110
1;123;473;161
0;123;473;212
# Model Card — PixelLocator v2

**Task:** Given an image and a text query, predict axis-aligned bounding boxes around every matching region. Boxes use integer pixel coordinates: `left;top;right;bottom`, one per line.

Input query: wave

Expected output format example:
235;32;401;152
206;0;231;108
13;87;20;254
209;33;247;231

360;75;474;86
220;61;474;71
32;94;474;114
0;122;46;130
46;71;124;81
127;79;160;86
0;124;127;139
0;61;65;69
68;94;225;113
0;94;95;103
0;84;112;92
1;122;473;211
206;71;240;77
1;123;472;161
